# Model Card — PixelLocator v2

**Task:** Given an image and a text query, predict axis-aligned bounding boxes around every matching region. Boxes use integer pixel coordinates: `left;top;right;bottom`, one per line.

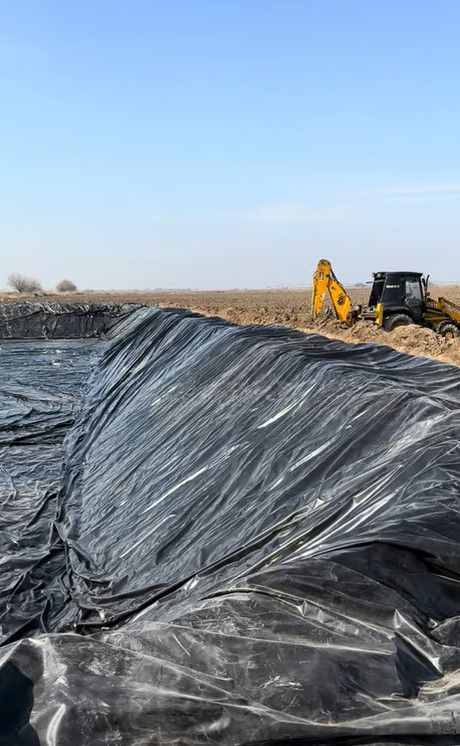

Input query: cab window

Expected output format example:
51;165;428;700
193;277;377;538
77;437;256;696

405;279;423;303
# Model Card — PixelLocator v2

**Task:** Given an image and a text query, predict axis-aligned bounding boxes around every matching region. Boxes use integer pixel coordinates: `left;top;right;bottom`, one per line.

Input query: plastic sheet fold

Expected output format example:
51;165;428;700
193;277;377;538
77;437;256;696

0;301;139;338
1;303;460;745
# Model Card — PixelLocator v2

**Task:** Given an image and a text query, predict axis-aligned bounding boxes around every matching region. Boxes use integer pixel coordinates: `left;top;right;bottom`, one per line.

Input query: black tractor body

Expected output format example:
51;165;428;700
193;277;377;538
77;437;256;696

364;271;426;329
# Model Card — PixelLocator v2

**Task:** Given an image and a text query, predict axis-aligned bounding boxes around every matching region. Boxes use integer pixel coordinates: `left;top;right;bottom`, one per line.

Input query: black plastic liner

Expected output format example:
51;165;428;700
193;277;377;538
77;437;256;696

0;301;140;338
1;304;460;745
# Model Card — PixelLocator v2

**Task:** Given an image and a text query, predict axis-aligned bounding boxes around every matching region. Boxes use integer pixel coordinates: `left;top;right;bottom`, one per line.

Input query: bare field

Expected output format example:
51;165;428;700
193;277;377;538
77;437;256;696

1;285;459;366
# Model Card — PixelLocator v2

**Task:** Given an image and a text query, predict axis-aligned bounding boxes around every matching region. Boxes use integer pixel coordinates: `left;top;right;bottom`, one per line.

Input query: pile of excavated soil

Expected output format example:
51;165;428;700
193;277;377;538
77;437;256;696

308;318;385;344
299;318;460;367
440;338;460;366
187;305;460;367
391;324;450;357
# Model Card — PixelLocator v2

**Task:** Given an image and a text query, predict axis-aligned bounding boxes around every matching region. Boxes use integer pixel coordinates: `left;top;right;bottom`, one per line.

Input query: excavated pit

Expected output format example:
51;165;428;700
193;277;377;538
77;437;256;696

1;302;460;745
0;301;142;338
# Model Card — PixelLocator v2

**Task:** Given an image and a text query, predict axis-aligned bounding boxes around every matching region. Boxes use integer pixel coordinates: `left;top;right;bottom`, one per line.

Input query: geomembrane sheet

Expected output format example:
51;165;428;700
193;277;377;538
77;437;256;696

1;303;460;745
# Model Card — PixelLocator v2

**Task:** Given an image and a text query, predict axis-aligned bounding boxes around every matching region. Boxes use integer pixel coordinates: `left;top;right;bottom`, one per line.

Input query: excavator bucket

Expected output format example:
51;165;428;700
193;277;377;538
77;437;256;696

311;259;353;323
311;259;332;320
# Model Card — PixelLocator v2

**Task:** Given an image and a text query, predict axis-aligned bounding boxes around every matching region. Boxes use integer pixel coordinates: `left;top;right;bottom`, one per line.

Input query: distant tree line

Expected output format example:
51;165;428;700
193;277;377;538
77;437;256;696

7;274;77;294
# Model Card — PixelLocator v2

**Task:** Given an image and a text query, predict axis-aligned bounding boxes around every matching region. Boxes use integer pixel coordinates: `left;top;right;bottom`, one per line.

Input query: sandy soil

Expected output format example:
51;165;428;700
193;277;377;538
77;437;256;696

1;286;459;367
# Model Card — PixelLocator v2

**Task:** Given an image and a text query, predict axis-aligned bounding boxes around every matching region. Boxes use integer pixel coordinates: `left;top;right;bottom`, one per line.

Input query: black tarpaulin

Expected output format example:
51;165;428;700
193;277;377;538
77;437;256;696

1;303;460;745
0;301;140;339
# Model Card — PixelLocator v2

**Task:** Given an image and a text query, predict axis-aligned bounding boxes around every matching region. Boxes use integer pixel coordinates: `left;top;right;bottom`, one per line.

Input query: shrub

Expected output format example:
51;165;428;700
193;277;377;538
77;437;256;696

7;273;43;294
56;279;77;292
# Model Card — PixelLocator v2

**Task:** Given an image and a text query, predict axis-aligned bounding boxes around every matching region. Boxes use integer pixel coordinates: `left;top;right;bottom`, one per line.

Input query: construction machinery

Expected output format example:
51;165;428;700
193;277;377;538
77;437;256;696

312;259;460;338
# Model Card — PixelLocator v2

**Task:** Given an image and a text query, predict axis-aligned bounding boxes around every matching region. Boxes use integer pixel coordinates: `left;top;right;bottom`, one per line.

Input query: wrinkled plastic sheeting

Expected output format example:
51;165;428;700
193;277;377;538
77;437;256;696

0;301;140;338
0;305;148;645
1;305;460;745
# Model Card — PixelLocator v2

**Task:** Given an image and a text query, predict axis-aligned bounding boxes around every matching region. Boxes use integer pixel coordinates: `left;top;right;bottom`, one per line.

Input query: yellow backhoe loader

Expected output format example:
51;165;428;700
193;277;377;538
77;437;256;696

312;259;460;338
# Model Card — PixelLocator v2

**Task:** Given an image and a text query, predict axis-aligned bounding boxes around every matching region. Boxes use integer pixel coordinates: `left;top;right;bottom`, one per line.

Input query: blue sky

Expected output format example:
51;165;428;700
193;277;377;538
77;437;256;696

1;0;459;289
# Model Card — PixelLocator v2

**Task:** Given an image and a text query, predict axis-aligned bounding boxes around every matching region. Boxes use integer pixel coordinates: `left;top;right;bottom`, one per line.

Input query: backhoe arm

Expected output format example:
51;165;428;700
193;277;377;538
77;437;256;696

311;259;353;322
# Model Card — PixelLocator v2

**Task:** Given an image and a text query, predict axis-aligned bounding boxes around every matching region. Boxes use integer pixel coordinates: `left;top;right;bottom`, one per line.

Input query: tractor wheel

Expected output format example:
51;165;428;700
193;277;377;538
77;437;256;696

384;314;413;332
436;322;460;340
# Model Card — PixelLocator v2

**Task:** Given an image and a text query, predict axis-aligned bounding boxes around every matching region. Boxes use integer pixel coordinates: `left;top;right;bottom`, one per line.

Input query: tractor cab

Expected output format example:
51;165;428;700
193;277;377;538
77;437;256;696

365;271;426;330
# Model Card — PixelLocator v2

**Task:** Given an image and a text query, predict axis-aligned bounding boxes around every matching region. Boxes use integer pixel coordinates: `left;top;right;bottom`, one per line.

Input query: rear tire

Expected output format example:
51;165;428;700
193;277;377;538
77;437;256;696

383;314;413;332
436;322;460;340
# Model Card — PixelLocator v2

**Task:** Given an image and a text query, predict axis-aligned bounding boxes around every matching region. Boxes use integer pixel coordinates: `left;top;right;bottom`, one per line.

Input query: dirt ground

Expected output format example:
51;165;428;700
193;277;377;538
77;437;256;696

1;285;459;367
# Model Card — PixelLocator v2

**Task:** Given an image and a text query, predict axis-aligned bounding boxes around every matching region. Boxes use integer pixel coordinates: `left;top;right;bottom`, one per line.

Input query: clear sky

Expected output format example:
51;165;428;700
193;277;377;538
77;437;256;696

1;0;459;289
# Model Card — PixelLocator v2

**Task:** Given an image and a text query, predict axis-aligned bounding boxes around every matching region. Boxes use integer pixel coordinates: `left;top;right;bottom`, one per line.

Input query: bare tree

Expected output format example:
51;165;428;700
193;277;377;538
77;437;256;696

7;273;43;294
56;279;77;292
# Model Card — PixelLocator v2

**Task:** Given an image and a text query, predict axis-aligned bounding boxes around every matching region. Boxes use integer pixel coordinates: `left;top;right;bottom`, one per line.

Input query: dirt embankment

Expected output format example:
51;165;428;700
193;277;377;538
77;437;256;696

0;286;459;366
299;318;460;367
200;308;460;367
157;287;460;367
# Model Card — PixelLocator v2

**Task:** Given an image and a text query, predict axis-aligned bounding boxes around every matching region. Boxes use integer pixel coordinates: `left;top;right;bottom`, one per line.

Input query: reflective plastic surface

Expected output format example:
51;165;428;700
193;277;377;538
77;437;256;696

1;305;460;744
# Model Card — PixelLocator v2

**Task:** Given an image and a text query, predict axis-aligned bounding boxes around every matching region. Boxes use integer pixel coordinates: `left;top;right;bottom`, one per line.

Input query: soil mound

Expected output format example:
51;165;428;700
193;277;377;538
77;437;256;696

445;337;460;365
302;317;460;367
390;323;447;355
